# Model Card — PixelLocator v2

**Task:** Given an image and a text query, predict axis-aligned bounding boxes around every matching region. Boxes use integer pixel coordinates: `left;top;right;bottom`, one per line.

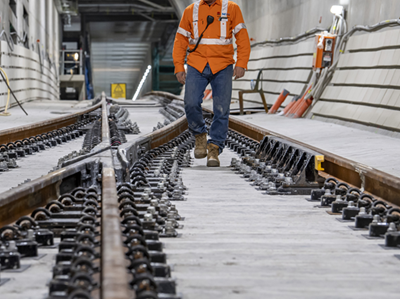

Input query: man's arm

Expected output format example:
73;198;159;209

173;9;191;84
232;4;251;80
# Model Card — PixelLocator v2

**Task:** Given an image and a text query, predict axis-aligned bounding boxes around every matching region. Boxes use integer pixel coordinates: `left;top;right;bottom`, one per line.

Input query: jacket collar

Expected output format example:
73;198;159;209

200;0;221;6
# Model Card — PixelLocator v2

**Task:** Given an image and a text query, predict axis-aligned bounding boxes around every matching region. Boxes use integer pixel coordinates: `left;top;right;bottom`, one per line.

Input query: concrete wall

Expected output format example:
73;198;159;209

0;0;60;110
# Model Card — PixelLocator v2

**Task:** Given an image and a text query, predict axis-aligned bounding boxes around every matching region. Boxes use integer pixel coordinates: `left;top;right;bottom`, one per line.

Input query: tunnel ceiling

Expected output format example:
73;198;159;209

76;0;179;97
78;0;177;22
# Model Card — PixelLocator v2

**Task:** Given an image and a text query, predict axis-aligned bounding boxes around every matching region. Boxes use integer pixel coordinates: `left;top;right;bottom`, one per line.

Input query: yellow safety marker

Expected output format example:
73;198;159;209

0;67;11;116
315;155;325;171
111;83;127;99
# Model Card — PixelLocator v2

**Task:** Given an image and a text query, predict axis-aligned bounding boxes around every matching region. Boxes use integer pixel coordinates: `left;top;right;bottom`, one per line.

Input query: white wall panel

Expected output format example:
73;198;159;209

0;0;60;110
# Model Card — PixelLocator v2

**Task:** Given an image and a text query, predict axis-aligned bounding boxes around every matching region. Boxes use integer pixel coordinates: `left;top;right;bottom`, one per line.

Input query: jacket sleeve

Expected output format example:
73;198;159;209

173;8;192;74
232;5;250;70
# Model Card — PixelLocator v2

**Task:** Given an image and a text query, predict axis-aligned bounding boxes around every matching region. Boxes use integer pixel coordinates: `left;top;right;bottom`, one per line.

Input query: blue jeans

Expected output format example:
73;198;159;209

184;63;233;153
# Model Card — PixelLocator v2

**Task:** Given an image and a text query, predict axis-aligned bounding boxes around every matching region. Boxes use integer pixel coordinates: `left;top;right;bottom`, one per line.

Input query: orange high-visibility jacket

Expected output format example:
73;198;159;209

173;0;251;75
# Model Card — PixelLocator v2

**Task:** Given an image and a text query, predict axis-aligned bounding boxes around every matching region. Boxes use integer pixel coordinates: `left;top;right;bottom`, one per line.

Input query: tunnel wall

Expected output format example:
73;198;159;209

171;0;400;136
0;0;60;111
172;0;400;35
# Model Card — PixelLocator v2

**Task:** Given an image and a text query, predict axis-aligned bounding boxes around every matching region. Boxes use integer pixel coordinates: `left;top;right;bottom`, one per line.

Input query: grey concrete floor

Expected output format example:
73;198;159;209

163;149;400;299
0;240;60;299
123;105;167;143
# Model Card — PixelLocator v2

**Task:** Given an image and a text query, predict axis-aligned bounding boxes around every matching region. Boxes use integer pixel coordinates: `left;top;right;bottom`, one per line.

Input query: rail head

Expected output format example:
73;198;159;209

101;160;133;299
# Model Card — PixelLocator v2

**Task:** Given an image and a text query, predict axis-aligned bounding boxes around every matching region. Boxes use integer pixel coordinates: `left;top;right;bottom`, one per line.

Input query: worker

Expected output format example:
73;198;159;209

173;0;250;167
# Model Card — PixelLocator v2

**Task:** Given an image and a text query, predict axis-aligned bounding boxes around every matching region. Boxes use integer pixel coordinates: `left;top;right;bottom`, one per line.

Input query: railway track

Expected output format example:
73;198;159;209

0;93;399;298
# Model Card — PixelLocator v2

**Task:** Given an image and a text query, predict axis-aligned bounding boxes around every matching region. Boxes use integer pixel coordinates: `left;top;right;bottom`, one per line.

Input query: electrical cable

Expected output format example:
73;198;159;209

0;67;11;116
188;16;215;53
0;68;28;115
309;18;400;105
0;30;15;52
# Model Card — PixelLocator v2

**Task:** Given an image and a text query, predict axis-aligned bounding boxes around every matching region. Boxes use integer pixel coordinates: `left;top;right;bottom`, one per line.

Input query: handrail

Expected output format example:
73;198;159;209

10;31;27;44
0;30;15;52
0;67;11;116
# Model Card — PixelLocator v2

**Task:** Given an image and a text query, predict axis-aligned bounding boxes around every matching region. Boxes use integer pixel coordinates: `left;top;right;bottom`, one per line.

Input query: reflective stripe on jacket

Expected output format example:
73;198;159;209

173;0;251;75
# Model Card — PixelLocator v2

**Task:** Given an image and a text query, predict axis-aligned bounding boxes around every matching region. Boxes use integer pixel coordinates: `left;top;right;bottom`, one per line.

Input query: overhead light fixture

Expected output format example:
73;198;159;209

132;65;152;101
330;5;344;16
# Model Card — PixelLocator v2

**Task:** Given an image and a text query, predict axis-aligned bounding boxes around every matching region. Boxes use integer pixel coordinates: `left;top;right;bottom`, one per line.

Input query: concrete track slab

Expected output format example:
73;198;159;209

0;240;60;299
163;149;400;299
204;99;400;178
230;113;400;178
123;105;166;143
0;100;94;130
0;137;84;194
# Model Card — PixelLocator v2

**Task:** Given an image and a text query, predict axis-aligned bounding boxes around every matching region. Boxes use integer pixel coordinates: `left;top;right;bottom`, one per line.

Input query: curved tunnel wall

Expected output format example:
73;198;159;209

0;0;60;111
171;0;400;136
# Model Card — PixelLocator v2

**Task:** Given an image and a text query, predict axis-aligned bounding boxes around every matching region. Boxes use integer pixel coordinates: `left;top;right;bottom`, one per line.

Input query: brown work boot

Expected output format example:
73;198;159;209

207;143;220;167
194;132;207;159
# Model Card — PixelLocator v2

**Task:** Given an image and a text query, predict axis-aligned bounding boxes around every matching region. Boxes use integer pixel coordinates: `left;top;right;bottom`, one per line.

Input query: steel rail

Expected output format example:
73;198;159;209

0;158;93;227
150;115;188;148
99;92;133;299
0;101;102;145
203;107;400;207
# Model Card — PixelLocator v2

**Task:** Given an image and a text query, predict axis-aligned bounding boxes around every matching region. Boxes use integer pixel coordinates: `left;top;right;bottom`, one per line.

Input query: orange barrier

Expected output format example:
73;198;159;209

203;89;213;101
268;89;290;114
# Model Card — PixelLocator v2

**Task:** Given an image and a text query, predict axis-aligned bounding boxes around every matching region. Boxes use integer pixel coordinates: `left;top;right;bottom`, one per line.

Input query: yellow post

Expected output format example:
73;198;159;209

0;67;11;116
315;155;325;171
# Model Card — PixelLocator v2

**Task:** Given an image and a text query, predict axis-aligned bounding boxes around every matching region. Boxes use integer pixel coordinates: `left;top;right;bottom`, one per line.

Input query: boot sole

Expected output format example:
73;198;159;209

194;152;207;159
207;159;220;167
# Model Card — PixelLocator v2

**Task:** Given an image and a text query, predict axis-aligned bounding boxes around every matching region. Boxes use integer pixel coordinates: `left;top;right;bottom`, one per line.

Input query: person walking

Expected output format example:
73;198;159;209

173;0;250;167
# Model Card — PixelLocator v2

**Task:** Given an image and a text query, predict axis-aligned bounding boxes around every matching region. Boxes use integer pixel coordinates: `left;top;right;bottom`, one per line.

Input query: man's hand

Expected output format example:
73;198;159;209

176;71;186;85
233;66;245;80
